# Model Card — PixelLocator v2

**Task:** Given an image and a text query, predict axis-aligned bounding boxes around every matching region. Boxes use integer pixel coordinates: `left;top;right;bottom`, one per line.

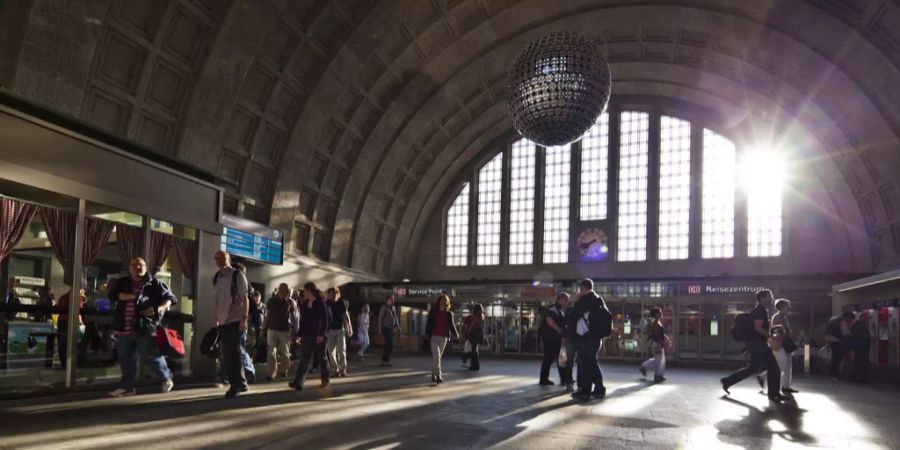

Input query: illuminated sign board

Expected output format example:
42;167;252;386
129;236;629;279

394;287;447;297
687;285;768;295
219;214;284;265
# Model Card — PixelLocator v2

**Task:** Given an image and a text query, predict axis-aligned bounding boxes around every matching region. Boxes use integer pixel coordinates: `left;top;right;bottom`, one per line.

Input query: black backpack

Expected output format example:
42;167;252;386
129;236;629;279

593;304;613;339
199;327;219;359
731;312;755;341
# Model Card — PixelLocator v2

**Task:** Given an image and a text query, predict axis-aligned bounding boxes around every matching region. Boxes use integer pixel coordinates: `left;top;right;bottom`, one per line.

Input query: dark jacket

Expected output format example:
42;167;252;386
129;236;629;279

426;310;459;339
539;304;568;341
297;297;328;338
108;274;177;333
567;291;607;340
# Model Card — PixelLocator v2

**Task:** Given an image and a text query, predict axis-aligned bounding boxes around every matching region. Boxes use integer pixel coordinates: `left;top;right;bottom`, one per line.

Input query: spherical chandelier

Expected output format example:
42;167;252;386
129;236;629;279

507;31;612;147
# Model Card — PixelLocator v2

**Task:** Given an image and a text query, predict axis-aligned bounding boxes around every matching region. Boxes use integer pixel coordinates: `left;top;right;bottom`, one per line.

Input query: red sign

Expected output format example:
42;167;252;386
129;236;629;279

688;285;701;294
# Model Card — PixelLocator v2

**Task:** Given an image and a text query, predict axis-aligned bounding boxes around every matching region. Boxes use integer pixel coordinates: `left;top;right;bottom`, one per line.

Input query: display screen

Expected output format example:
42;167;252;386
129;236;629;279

219;214;284;265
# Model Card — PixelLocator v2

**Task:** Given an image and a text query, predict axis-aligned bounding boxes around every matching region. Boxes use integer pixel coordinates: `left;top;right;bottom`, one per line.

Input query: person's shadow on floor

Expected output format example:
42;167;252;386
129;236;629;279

715;396;815;448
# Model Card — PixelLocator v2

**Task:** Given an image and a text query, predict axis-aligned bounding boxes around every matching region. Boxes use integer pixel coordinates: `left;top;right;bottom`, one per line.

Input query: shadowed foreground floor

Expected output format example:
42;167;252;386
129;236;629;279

0;357;896;449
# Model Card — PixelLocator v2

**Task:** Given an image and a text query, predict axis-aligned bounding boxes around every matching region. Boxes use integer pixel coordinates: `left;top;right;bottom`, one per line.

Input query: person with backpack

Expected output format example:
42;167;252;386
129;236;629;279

289;282;330;391
539;292;573;389
325;287;352;377
825;311;855;380
640;307;670;383
213;250;250;399
263;283;295;381
720;289;787;402
568;279;612;401
108;257;176;397
466;303;485;371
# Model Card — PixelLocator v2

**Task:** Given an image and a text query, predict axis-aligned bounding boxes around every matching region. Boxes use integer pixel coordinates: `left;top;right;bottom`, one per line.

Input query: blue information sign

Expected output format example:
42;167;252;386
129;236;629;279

219;214;284;265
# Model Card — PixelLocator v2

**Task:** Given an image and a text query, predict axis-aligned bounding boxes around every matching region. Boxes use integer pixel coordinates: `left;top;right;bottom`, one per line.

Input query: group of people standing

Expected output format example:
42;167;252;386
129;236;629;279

537;279;615;401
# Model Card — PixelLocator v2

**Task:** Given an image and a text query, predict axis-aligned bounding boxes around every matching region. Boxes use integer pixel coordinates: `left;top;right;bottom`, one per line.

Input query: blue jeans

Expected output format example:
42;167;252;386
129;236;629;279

218;329;255;383
116;333;172;390
219;322;247;390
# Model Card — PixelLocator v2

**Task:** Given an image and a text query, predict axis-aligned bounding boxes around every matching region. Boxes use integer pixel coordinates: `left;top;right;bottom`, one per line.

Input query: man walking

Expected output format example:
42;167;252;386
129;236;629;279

568;279;611;401
264;283;294;380
213;251;250;399
721;289;787;402
108;257;175;397
325;287;352;377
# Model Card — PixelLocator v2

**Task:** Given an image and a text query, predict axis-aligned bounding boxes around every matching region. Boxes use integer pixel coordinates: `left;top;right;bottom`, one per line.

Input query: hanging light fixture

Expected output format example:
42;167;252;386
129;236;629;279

507;31;612;146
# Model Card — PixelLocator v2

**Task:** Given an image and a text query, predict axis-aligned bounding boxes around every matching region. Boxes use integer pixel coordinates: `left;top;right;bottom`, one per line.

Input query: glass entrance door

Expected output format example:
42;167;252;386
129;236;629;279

678;301;701;359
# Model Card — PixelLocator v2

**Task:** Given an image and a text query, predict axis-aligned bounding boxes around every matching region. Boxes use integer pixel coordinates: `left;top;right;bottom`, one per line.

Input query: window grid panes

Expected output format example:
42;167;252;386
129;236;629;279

580;113;609;221
445;183;470;266
658;116;691;260
616;111;650;261
702;129;736;258
476;154;503;265
543;144;571;263
747;180;782;257
509;139;536;265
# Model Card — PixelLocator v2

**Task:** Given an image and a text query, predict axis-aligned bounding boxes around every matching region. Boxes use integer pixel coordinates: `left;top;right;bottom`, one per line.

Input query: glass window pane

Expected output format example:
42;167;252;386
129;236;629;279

543;144;571;263
476;153;503;265
509;139;536;265
746;153;784;257
445;183;470;266
702;129;735;259
617;111;649;261
658;116;691;260
580;113;609;221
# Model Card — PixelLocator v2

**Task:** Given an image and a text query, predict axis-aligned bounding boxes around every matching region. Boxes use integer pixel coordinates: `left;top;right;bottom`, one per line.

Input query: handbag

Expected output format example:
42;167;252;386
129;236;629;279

817;344;832;360
557;346;568;366
422;337;431;353
156;325;185;359
782;336;799;354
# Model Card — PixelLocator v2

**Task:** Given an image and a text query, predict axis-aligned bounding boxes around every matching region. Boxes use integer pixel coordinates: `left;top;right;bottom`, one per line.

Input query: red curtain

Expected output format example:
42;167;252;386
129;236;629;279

0;198;38;278
173;237;197;280
148;231;172;275
115;224;143;270
39;208;114;285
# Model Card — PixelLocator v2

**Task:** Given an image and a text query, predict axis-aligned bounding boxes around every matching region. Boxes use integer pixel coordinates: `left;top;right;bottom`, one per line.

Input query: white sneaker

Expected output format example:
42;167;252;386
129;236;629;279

162;379;174;393
109;388;136;397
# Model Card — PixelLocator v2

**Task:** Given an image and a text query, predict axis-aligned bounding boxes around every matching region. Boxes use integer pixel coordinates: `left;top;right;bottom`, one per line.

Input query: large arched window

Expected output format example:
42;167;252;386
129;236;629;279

476;154;503;265
443;108;783;267
445;183;470;266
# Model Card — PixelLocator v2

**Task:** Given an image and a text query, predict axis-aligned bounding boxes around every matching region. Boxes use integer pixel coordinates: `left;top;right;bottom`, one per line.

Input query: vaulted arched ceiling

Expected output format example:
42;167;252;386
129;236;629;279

2;0;899;277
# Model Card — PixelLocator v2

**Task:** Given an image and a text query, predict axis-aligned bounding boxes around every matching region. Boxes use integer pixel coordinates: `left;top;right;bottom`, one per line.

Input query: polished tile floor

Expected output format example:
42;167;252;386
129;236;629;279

0;357;895;449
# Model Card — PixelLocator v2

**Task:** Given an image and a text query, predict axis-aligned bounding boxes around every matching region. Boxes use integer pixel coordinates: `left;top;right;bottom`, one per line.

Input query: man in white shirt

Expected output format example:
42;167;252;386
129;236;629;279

213;250;250;399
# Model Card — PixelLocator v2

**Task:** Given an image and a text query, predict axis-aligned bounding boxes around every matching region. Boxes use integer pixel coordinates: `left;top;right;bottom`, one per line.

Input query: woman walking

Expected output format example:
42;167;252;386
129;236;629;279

357;304;371;359
425;294;459;384
640;307;669;383
379;295;400;366
771;299;798;394
466;304;485;371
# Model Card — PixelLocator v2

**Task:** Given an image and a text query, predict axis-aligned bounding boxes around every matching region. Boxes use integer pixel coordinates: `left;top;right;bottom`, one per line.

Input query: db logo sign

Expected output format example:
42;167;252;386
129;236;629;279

688;285;701;294
395;288;407;297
